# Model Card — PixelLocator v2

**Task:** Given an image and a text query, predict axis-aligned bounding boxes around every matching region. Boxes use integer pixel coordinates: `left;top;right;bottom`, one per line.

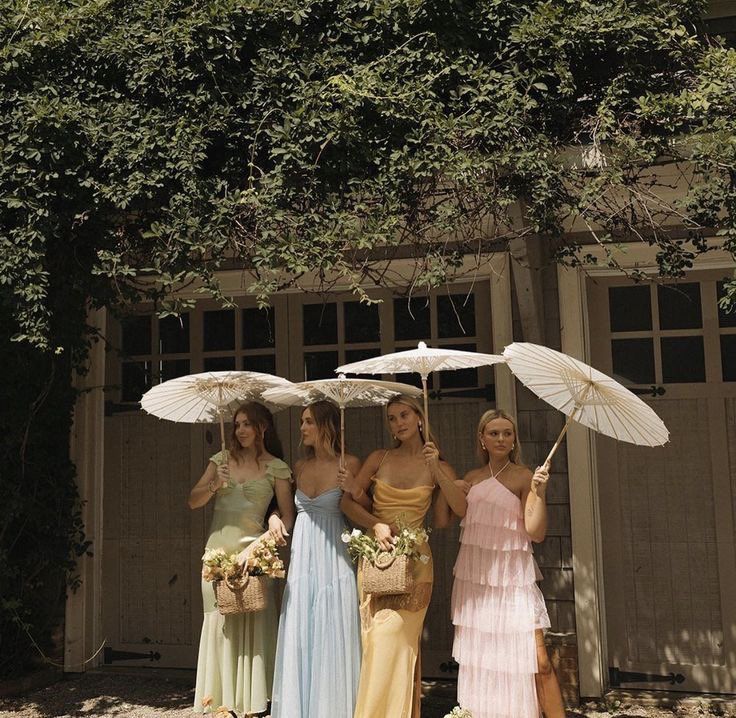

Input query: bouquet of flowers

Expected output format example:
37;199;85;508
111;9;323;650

201;537;285;614
201;538;285;582
201;548;239;582
341;520;430;596
242;537;286;579
444;708;473;718
341;523;430;565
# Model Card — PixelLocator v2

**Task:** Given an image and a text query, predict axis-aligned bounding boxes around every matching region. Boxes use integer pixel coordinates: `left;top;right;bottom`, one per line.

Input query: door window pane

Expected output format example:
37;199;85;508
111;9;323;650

396;372;433;391
721;336;736;381
121;361;151;402
611;339;655;385
160;359;190;382
661;337;705;383
438;294;476;338
344;302;380;343
439;343;478;388
609;286;652;332
717;282;736;328
394;298;430;341
345;348;381;367
304;351;338;380
303;303;337;346
657;283;702;330
159;314;190;354
121;315;151;356
243;307;276;349
203;356;236;372
242;354;276;375
203;310;235;351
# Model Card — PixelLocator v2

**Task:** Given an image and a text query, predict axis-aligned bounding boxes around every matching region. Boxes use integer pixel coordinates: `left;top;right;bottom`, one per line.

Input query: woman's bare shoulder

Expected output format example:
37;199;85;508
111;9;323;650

507;463;533;487
344;453;361;472
365;448;389;464
464;466;488;484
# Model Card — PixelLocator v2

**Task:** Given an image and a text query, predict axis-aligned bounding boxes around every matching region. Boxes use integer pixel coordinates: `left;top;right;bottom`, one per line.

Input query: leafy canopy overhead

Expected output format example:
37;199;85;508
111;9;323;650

1;0;735;350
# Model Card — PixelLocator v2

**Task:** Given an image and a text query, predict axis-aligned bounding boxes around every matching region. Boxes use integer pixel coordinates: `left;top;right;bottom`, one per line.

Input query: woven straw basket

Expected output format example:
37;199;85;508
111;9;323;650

214;572;266;614
362;552;414;596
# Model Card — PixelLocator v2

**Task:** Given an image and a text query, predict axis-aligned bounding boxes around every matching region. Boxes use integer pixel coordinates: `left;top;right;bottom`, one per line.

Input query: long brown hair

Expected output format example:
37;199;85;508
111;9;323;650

229;402;284;462
386;395;442;453
301;400;341;459
476;408;522;464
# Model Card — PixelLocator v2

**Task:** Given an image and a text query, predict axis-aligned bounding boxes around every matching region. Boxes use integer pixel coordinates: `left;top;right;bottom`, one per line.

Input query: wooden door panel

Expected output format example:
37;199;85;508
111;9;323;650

103;415;208;668
600;395;735;692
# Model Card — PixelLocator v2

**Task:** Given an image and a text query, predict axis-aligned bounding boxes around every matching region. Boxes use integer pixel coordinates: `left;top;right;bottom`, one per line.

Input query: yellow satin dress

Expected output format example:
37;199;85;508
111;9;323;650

353;478;434;718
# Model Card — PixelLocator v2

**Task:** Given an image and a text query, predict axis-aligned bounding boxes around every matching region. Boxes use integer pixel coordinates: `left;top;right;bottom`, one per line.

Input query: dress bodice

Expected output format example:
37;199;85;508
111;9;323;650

370;479;434;586
295;487;343;517
205;453;291;552
371;479;434;529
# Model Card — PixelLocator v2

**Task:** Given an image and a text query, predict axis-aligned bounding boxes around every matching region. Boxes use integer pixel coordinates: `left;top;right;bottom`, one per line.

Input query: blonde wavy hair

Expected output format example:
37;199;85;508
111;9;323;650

301;400;341;459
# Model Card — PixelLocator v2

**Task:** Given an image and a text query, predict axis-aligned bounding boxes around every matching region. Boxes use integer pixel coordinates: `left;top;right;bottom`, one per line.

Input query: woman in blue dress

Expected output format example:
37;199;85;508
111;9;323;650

270;400;363;718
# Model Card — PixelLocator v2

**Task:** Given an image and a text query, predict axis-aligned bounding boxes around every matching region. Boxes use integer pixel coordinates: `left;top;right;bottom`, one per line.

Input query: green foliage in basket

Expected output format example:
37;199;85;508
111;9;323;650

202;538;285;582
341;522;430;565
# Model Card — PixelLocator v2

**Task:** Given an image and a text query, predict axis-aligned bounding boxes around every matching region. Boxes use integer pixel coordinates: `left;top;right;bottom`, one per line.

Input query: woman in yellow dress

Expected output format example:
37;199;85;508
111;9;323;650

340;395;466;718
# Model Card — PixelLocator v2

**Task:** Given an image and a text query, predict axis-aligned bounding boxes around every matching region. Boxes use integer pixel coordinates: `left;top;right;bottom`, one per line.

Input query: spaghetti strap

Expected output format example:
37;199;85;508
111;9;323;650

368;450;390;488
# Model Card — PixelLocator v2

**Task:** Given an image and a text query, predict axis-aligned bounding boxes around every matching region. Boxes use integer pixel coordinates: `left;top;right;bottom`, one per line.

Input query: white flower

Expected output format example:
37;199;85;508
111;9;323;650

351;528;362;538
419;554;430;564
341;532;351;543
444;708;472;718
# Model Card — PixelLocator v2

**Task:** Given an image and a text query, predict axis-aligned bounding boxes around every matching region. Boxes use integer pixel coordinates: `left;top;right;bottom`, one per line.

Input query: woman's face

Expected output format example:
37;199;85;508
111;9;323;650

234;412;258;449
481;417;515;460
300;408;318;447
387;402;421;442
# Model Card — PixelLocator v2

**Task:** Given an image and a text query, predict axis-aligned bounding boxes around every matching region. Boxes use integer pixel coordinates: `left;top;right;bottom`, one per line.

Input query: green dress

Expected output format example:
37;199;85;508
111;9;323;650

194;452;291;715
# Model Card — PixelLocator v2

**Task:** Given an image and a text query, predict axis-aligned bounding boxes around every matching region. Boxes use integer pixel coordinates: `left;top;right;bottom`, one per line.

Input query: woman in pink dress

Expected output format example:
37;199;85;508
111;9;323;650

451;409;565;718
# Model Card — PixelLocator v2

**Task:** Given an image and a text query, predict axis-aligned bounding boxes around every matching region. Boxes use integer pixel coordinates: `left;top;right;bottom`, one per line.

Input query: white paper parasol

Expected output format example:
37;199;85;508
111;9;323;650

262;375;422;464
336;341;505;436
140;370;293;453
502;342;669;469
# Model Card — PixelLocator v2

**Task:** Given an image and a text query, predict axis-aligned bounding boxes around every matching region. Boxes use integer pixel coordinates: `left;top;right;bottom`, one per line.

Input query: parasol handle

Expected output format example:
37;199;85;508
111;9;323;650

542;384;592;471
542;404;584;471
219;409;227;456
340;406;345;469
421;375;430;441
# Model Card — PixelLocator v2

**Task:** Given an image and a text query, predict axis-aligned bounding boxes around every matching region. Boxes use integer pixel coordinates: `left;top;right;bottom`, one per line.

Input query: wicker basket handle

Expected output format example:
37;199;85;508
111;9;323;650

225;570;250;591
374;551;396;569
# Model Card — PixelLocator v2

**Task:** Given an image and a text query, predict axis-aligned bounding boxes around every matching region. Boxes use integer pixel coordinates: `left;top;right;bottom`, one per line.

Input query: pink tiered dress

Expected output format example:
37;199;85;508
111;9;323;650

451;474;550;718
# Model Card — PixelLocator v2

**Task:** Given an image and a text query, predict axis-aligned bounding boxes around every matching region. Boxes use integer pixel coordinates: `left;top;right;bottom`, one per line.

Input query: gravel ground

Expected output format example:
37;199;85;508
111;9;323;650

1;670;734;718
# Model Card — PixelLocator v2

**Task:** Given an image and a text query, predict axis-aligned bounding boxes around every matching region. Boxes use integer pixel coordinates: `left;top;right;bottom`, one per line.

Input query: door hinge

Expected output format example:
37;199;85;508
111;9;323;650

609;667;685;687
104;647;161;664
429;384;495;402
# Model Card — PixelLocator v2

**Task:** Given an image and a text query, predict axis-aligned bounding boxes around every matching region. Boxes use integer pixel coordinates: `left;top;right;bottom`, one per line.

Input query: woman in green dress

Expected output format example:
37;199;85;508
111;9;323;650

188;402;295;717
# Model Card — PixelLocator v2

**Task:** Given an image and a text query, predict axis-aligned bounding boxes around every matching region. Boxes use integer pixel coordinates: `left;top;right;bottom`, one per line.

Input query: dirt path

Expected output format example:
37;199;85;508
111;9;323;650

1;670;733;718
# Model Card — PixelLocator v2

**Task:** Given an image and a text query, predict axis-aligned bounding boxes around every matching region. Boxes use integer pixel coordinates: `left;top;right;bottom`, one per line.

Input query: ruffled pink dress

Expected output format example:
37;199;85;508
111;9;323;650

451;474;550;718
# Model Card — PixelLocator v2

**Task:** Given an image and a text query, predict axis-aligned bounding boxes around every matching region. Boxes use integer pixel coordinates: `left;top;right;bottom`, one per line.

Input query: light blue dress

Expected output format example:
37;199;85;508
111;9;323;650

271;487;361;718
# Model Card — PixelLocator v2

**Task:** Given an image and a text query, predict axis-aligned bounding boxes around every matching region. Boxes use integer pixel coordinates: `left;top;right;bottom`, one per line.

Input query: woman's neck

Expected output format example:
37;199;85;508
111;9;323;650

311;445;335;462
235;446;260;464
396;434;424;455
488;456;511;474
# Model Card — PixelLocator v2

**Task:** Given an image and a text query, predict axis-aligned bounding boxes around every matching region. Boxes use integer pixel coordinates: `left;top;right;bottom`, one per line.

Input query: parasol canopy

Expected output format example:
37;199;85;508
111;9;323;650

502;342;669;469
336;341;505;436
262;375;422;463
140;370;293;453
